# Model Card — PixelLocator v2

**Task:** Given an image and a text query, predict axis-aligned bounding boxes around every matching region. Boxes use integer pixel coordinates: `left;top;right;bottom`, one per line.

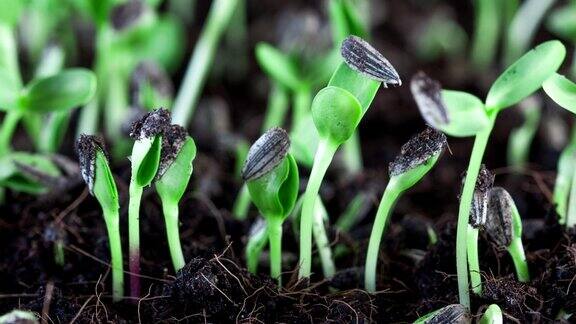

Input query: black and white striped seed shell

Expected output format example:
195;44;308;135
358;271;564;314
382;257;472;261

424;304;470;324
389;127;447;177
242;127;290;181
410;72;449;127
341;36;401;87
468;165;494;228
76;134;107;195
486;187;514;247
110;0;146;31
156;124;189;180
129;108;171;140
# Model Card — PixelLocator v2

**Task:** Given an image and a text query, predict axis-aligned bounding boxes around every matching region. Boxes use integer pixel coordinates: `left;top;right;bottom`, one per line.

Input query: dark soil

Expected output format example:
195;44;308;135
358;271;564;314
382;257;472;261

1;0;576;323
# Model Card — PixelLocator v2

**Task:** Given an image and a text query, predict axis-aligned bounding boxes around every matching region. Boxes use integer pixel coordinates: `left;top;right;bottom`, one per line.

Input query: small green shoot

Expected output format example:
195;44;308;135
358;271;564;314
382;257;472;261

479;304;503;324
486;187;530;282
76;134;124;302
243;127;299;284
507;97;541;169
299;36;400;279
128;108;170;297
365;127;447;292
246;218;268;273
155;125;197;272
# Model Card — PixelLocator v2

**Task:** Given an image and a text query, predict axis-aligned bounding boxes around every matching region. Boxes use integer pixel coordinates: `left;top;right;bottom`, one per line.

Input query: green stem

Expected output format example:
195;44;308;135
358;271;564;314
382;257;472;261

268;217;283;285
467;225;482;295
162;199;185;272
341;131;363;175
0;111;22;156
246;220;268;273
335;192;369;232
39;111;71;153
553;144;576;224
54;240;65;267
298;139;339;279
128;181;143;299
312;198;335;279
508;237;529;282
292;86;311;130
567;159;576;228
262;83;289;131
171;0;239;126
104;209;124;302
364;181;401;292
232;184;251;220
105;69;129;140
456;112;497;308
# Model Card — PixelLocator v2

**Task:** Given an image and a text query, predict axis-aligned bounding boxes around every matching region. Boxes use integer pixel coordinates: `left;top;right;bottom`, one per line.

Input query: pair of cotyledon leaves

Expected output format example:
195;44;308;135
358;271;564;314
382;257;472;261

412;40;571;137
0;68;96;114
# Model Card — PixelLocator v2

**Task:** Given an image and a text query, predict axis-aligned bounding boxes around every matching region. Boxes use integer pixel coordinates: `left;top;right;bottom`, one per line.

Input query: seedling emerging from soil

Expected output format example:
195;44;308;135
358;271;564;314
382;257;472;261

466;165;494;295
155;125;197;272
245;217;268;273
243;127;299;284
365;127;447;292
542;73;576;226
486;187;530;282
454;40;565;308
128;108;170;297
76;135;124;302
414;304;470;324
299;35;400;279
130;61;173;110
479;304;503;324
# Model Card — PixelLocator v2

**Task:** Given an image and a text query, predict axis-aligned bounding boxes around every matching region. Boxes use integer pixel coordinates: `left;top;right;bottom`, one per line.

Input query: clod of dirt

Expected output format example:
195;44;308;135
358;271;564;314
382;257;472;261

341;35;401;86
482;275;541;321
389;127;447;177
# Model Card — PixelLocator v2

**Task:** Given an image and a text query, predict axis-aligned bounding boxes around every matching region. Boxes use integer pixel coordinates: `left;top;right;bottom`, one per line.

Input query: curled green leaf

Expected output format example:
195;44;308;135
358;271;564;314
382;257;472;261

542;73;576;114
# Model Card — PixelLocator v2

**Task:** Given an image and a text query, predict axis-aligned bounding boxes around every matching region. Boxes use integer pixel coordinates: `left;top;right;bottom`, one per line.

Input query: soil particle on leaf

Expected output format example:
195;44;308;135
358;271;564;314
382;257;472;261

129;108;171;140
389;127;447;177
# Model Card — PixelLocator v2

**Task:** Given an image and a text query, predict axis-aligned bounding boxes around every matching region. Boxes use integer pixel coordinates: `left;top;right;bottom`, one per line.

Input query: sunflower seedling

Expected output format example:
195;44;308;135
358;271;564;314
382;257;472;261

130;61;173;111
128;108;170;297
486;187;530;282
299;35;400;279
245;217;268;273
76;135;124;302
365;127;447;292
155;124;197;272
466;165;494;295
242;127;299;284
506;96;541;169
414;304;471;324
479;304;503;324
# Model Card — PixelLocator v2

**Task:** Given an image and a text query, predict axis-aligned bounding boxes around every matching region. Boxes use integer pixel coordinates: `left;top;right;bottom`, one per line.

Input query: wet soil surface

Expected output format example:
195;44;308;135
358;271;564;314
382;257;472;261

1;0;576;323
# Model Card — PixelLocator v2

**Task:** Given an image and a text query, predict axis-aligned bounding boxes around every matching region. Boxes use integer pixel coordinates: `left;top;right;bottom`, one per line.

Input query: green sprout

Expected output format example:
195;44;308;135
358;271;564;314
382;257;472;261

486;187;530;282
414;304;470;324
76;134;124;302
0;68;96;156
155;125;197;272
479;304;503;324
547;2;576;77
365;127;447;292
242;127;299;284
299;35;400;280
506;96;541;169
0;153;62;194
245;217;268;273
453;41;564;308
466;165;494;295
130;61;173;111
542;73;576;226
127;108;170;298
171;0;238;126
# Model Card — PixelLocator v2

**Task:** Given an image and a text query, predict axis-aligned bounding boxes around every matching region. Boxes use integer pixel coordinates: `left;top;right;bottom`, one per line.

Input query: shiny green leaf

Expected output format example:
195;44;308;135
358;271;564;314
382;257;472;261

542;73;576;114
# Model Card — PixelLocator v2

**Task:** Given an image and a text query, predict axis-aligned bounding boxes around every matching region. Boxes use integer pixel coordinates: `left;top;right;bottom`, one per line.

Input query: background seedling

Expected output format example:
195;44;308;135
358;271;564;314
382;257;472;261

506;96;541;169
299;35;400;279
155;124;197;272
243;128;299;284
76;134;123;302
245;218;268;274
413;304;470;324
466;165;494;295
365;127;447;292
486;187;530;282
0;309;39;323
127;108;170;298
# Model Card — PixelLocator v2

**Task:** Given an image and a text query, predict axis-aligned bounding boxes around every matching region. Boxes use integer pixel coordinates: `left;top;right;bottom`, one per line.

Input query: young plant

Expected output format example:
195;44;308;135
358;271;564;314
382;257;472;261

130;61;174;111
506;96;541;169
453;41;564;308
171;0;239;126
242;127;299;284
245;217;268;273
0;153;62;195
479;304;503;324
365;127;447;292
542;73;576;226
76;135;124;302
299;35;401;280
414;304;470;324
486;187;530;282
155;125;197;272
466;165;494;295
128;108;170;297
